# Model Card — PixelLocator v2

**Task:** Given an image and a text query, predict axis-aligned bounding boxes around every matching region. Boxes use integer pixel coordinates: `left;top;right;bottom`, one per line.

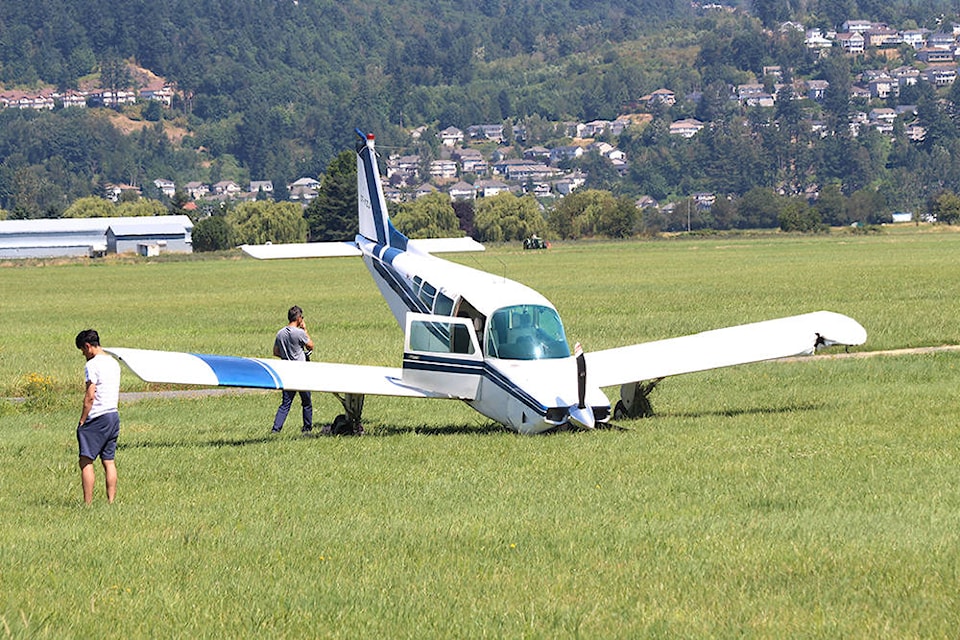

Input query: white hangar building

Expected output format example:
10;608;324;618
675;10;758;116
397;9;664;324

0;215;194;259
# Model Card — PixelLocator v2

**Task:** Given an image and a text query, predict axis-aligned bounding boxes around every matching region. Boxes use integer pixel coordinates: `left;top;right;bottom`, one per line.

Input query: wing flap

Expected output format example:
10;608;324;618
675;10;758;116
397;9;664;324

106;347;445;398
585;311;867;388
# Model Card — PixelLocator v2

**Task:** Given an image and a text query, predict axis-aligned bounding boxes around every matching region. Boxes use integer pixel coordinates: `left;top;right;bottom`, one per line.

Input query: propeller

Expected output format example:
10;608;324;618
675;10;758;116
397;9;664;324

568;342;595;429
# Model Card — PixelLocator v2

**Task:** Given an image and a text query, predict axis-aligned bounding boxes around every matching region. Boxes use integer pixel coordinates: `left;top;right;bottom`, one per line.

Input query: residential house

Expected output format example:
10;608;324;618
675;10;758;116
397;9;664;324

836;32;865;54
669;118;705;138
549;146;584;165
865;73;899;99
467;124;505;142
212;180;241;197
94;89;136;107
921;66;957;86
383;185;404;203
636;195;658;209
842;20;879;33
927;32;956;49
578;120;611;137
866;27;901;48
805;29;834;50
918;47;955;63
762;65;783;79
642;88;676;107
453;148;487;175
60;91;89;108
413;183;438;199
869;107;897;124
429;159;458;181
806;79;829;101
104;183;141;202
473;179;510;197
387;155;420;181
249;180;274;197
448;181;476;201
523;147;551;162
288;177;319;202
439;126;463;147
906;124;927;141
892;66;920;87
744;93;775;107
153;179;176;198
554;171;586;196
184;181;209;200
901;30;929;49
140;81;175;107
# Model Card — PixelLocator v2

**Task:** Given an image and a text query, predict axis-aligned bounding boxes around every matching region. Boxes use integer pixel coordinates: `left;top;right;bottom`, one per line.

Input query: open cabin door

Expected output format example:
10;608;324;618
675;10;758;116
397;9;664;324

403;313;484;399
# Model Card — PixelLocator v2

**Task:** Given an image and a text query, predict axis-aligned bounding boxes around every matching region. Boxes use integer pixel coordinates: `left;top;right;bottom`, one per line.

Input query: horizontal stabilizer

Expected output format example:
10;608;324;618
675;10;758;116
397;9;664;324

407;237;485;254
105;347;446;398
240;242;360;259
585;311;867;388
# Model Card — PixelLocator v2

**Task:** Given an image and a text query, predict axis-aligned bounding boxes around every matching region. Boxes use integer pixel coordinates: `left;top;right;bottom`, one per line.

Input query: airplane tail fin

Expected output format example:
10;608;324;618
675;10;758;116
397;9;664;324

356;129;407;249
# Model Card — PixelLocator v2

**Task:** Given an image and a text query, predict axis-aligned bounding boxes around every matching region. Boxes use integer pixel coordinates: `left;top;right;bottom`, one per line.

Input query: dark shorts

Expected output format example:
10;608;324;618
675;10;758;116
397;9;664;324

77;412;120;461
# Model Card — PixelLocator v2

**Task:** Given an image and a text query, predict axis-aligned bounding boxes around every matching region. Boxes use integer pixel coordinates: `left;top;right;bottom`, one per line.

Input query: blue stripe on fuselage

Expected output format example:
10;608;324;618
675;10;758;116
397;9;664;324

193;354;281;388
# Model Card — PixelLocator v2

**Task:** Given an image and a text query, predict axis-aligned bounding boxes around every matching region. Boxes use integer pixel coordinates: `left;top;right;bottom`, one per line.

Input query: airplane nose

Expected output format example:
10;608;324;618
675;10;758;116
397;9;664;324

567;404;595;429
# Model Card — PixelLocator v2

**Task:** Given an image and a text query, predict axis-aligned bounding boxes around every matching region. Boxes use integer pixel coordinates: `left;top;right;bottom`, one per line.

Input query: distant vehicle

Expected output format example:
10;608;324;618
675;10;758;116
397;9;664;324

523;235;547;250
107;130;868;435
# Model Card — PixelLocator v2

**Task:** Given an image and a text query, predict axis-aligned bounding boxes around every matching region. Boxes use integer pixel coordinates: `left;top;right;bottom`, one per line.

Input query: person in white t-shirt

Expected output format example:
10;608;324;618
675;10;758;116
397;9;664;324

75;329;121;505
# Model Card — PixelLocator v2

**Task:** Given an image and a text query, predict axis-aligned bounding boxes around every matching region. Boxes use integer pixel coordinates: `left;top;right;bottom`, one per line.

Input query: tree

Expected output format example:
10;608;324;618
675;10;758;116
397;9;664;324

547;189;635;239
392;191;461;238
229;201;308;244
779;198;824;232
474;192;546;242
304;150;356;241
63;196;115;218
117;199;167;217
815;183;847;226
735;187;780;229
192;215;234;251
929;190;960;225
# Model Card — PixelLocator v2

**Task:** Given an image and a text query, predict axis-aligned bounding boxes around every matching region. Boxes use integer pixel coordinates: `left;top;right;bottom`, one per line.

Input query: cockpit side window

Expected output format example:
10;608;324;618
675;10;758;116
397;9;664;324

485;305;571;360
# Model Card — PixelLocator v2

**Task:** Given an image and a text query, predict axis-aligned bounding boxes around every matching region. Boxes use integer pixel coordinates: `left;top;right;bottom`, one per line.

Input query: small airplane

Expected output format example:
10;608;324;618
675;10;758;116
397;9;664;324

107;130;868;435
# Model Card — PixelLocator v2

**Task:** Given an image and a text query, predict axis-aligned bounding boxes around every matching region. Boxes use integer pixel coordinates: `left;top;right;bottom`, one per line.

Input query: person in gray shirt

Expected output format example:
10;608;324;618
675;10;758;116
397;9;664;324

271;305;315;433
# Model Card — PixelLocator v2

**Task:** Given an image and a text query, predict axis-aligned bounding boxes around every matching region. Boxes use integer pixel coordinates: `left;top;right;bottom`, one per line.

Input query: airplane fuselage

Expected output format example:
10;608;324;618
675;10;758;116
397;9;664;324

356;235;611;434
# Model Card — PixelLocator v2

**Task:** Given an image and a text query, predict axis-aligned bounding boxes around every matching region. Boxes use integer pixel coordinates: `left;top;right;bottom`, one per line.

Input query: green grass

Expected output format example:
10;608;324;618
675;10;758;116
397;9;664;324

2;228;960;637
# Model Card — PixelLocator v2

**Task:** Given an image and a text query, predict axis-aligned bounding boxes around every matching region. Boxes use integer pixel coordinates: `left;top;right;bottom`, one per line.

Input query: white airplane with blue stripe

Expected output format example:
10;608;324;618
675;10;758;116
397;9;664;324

107;130;868;435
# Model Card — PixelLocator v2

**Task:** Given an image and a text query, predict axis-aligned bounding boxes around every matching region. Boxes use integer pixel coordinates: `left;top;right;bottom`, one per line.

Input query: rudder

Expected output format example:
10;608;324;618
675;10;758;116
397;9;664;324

356;129;407;249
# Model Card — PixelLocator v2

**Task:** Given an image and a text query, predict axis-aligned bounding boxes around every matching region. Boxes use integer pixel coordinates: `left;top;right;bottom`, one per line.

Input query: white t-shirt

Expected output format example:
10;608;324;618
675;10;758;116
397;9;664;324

85;353;121;419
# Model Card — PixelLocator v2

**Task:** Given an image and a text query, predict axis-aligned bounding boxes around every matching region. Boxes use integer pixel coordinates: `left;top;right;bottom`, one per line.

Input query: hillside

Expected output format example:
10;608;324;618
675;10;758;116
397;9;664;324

5;0;960;223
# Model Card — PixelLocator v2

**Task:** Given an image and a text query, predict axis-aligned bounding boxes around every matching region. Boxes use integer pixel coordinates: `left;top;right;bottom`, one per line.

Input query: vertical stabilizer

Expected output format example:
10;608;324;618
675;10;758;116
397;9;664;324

356;129;406;248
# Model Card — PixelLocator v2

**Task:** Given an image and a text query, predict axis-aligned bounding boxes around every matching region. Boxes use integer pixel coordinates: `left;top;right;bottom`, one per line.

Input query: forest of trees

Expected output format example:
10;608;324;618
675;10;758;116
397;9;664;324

4;0;960;233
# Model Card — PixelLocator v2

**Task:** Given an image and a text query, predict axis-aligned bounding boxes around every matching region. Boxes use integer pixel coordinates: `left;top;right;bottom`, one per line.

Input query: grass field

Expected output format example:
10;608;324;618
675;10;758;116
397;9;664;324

2;227;960;636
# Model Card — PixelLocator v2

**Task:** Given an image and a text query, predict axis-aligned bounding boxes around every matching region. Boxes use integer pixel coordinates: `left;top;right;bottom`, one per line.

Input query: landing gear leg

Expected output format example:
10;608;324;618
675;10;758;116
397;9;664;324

330;393;365;435
613;379;662;419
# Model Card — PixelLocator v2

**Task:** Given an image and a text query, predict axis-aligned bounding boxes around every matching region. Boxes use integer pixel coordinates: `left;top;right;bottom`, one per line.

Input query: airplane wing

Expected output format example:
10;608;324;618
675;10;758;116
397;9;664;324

585;311;867;388
105;347;447;398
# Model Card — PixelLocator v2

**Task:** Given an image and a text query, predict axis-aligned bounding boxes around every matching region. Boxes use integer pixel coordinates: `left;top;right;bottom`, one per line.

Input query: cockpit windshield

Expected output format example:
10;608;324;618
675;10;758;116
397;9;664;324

485;304;571;360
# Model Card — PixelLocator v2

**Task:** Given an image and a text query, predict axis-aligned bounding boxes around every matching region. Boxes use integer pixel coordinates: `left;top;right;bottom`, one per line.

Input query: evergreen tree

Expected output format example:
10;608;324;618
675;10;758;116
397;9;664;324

303;151;357;242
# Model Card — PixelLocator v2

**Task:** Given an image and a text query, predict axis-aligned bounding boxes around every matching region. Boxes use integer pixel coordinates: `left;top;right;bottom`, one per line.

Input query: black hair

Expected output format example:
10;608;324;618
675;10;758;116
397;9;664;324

288;306;303;323
75;329;100;349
